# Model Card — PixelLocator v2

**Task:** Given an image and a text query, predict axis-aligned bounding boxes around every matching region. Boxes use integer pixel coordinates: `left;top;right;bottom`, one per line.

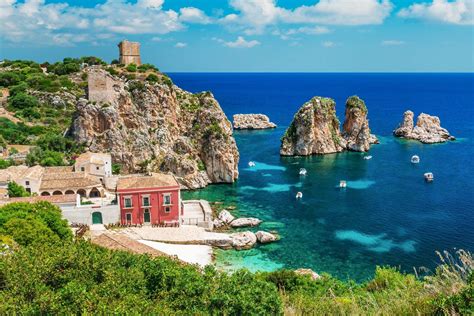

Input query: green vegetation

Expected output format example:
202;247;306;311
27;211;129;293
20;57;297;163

112;163;121;175
145;73;159;83
26;147;65;167
0;201;472;314
126;63;138;72
7;182;31;198
138;63;159;72
0;159;14;169
346;95;368;113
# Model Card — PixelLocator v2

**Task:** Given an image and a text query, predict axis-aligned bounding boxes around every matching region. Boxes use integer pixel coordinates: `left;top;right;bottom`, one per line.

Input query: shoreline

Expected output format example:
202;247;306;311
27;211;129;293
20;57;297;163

138;240;213;267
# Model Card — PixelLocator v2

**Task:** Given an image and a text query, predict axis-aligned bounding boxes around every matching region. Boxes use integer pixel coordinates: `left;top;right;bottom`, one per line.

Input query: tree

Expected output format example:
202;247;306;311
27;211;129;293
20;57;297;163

7;93;39;111
7;182;30;198
112;163;121;175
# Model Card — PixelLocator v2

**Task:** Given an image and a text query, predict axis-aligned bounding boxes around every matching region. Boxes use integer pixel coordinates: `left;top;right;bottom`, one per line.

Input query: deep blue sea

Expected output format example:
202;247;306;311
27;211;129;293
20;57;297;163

169;73;474;281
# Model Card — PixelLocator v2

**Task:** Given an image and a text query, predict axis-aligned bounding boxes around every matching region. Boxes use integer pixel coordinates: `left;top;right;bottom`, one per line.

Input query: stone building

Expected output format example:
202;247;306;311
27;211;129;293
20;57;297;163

74;152;112;181
39;167;103;197
0;165;44;194
87;69;117;104
118;40;141;66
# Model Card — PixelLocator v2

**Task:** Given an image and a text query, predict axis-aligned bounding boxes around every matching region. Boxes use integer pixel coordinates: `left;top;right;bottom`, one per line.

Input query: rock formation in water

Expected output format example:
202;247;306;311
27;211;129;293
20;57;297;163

233;114;277;129
70;68;239;189
393;110;455;144
280;95;377;156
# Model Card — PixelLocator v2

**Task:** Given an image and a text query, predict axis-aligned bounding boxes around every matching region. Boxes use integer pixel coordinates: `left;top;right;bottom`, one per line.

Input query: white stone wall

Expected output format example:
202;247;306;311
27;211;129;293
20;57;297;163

61;204;120;225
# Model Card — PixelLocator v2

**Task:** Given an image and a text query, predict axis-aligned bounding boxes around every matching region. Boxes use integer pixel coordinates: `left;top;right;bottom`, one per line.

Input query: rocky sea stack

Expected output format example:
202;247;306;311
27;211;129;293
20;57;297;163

393;110;455;144
280;96;377;156
233;114;277;130
70;68;239;189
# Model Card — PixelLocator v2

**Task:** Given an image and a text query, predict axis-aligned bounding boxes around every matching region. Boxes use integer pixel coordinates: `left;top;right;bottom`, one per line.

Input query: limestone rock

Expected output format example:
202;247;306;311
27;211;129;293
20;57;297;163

230;231;257;250
212;219;225;229
295;268;321;280
255;231;277;243
342;96;373;152
218;210;235;224
280;97;345;156
230;217;262;228
70;68;239;189
233;114;277;130
394;111;455;144
369;134;379;144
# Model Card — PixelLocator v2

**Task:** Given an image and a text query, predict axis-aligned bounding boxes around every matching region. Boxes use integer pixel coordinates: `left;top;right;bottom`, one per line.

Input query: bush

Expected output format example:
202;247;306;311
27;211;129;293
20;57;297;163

0;159;14;169
7;182;30;198
26;147;65;167
0;71;22;87
126;63;137;72
8;93;39;111
145;73;159;83
112;163;121;175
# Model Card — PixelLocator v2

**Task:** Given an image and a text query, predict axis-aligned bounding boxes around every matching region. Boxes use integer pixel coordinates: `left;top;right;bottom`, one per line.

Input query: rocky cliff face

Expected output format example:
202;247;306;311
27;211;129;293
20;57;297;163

394;110;455;144
280;97;345;156
233;114;276;129
70;68;239;189
280;95;377;156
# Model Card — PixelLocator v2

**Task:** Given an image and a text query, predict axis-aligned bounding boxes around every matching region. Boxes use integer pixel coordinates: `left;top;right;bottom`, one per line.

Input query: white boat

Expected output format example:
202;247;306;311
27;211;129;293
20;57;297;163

411;155;420;164
363;155;372;160
299;168;307;176
424;172;434;182
296;192;303;199
339;180;347;188
248;161;256;167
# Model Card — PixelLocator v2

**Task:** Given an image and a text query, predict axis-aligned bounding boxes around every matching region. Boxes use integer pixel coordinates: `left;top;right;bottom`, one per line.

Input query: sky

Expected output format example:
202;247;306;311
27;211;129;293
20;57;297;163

0;0;473;72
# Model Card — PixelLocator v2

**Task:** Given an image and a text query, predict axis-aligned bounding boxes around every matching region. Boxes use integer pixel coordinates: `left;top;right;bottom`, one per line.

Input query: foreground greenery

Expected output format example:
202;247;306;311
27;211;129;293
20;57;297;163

0;202;472;315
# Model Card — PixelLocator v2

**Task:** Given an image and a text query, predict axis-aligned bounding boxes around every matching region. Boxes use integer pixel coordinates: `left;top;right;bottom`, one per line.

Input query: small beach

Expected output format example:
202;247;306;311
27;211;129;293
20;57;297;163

138;240;213;267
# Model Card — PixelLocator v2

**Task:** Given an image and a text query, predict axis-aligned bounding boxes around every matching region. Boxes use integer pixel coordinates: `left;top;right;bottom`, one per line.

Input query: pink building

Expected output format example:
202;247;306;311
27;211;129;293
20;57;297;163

116;173;181;226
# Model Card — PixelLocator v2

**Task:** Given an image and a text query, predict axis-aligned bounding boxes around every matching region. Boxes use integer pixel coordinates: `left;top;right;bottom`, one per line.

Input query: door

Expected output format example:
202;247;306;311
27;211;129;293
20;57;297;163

92;212;103;224
143;209;150;223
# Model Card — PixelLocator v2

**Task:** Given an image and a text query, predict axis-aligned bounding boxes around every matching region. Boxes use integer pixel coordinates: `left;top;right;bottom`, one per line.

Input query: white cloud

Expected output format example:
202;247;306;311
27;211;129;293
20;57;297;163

221;0;393;34
398;0;473;25
179;7;211;24
174;42;187;48
286;26;331;35
0;0;203;46
219;36;261;48
381;40;405;46
322;41;336;48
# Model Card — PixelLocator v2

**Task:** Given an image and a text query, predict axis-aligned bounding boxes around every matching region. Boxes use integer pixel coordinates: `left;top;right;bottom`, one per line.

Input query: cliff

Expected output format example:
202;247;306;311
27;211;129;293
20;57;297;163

394;110;455;143
70;68;239;189
280;95;377;156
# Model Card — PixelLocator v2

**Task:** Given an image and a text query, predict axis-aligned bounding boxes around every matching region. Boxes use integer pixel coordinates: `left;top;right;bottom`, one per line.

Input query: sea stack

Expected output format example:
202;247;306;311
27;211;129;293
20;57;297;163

393;110;455;143
233;114;277;130
280;95;377;156
280;96;345;156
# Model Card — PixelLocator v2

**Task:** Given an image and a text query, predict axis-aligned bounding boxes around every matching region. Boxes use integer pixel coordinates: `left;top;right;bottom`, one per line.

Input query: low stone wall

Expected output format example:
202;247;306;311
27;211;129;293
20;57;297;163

61;204;120;225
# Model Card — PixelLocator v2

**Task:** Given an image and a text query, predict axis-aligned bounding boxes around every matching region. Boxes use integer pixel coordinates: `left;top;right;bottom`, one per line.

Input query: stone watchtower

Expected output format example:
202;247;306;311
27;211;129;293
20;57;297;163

118;40;141;66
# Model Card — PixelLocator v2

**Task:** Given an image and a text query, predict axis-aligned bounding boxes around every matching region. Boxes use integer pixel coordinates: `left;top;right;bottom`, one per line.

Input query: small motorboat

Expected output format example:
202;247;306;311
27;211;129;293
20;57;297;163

299;168;307;176
296;192;303;199
248;161;256;167
411;155;420;164
363;155;372;160
424;172;434;182
339;180;347;188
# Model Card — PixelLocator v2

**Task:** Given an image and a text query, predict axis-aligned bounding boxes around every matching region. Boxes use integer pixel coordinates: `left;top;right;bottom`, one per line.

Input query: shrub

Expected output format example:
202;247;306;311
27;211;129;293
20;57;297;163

145;73;159;83
112;163;121;175
8;93;39;110
7;182;30;198
0;71;22;87
111;59;119;65
0;159;14;169
126;63;137;72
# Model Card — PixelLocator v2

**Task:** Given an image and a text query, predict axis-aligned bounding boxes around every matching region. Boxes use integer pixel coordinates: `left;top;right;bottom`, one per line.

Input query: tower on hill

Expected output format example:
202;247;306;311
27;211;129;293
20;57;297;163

118;40;141;66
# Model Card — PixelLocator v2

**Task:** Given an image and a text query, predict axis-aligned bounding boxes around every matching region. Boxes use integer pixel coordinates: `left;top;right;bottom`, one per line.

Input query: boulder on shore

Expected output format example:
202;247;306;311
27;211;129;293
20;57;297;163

230;217;262;228
218;210;235;224
295;268;321;280
255;231;277;243
280;95;377;156
233;114;277;130
230;231;257;250
393;110;455;144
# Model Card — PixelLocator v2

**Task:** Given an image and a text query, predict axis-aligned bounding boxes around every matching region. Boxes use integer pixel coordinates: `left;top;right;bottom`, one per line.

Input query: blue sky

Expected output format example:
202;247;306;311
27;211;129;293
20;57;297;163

0;0;473;72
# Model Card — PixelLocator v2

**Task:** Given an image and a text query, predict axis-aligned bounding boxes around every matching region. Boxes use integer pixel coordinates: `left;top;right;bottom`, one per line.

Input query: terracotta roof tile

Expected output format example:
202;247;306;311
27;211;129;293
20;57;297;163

0;194;76;205
40;172;102;190
117;173;178;190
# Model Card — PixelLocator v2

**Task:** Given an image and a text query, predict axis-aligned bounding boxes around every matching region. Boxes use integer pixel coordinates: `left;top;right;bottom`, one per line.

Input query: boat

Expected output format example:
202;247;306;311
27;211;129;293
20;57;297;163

363;155;372;160
296;192;303;199
424;172;434;182
411;155;420;164
339;180;347;188
248;161;256;167
299;168;307;176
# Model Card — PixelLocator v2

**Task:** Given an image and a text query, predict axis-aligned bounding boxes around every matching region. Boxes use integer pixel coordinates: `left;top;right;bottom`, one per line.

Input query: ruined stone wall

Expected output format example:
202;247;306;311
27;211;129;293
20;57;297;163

118;41;141;66
87;69;119;104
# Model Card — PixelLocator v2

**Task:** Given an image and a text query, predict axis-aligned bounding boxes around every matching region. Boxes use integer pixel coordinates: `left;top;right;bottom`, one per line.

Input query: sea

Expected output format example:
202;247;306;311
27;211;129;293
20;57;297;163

169;73;474;281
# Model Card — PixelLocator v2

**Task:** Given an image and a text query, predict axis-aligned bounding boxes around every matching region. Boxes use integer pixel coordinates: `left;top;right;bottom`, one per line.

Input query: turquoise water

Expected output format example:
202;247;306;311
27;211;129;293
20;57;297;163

174;73;474;281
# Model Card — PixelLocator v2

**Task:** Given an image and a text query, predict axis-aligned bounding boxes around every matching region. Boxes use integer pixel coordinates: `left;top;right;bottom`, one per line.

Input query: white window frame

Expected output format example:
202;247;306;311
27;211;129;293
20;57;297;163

163;193;172;206
142;195;150;207
123;196;133;208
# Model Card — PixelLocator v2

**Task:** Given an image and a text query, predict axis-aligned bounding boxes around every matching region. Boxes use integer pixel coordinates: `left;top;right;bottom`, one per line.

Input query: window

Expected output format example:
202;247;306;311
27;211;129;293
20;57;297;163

26;188;31;193
126;213;132;223
124;197;132;208
25;181;30;185
142;196;150;207
163;194;171;205
164;206;171;213
96;166;100;170
81;167;85;172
